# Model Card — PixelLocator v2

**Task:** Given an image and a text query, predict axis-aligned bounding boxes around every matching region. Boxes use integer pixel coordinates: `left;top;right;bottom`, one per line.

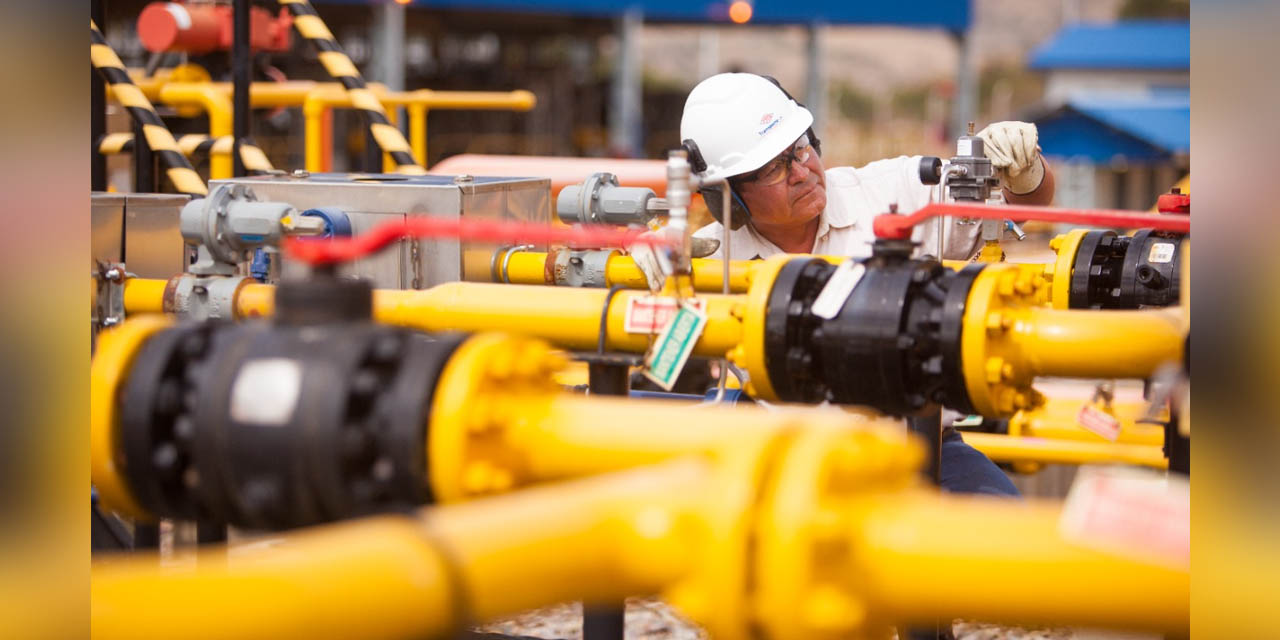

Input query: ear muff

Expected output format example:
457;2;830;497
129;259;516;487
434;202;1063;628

700;182;752;231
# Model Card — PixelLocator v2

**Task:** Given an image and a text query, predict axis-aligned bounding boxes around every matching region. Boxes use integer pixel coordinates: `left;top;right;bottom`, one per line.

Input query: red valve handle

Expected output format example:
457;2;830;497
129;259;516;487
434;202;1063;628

284;216;675;266
873;202;1191;240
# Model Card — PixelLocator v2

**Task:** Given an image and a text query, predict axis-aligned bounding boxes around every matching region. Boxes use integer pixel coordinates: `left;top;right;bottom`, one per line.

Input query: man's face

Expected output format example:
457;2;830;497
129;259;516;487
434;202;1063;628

734;137;827;230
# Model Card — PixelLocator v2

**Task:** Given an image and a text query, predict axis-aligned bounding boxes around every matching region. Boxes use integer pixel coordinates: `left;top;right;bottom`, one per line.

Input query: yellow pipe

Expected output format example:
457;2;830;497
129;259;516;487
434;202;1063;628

1010;397;1165;445
962;432;1168;469
502;250;1017;296
1013;306;1183;379
408;104;427;165
154;83;234;179
421;332;867;502
93;462;704;640
854;491;1187;631
121;278;168;315
93;453;1186;638
407;88;536;111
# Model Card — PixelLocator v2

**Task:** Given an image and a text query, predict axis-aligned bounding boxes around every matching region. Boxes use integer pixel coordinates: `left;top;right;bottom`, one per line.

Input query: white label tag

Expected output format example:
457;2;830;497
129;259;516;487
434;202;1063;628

624;296;706;334
810;261;866;320
229;358;303;426
1059;466;1190;570
1076;403;1122;442
956;138;973;156
1148;242;1175;264
642;302;709;391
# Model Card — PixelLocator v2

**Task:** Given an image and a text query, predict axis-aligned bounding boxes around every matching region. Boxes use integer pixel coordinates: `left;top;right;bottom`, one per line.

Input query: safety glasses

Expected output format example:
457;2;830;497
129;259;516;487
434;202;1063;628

739;134;813;186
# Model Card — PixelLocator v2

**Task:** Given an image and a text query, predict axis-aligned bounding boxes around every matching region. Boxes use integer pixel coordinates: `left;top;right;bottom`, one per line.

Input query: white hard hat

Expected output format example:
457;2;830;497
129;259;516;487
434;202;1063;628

680;73;814;182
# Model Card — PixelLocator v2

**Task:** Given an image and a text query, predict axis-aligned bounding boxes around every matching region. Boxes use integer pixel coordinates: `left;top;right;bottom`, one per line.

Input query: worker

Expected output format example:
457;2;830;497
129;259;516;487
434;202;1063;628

681;73;1035;496
681;72;1055;260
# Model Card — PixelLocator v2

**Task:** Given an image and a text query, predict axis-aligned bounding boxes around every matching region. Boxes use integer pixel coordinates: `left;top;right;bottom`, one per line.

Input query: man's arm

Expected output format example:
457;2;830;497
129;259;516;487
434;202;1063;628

1004;156;1055;206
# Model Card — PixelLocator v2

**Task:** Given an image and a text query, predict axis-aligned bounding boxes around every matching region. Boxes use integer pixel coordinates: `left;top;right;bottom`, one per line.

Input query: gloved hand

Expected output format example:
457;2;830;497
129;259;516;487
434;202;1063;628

977;121;1045;195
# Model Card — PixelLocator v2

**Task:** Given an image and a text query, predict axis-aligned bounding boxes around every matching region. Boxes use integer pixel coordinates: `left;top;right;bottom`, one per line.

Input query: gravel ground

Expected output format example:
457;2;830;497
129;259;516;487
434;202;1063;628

472;600;1094;640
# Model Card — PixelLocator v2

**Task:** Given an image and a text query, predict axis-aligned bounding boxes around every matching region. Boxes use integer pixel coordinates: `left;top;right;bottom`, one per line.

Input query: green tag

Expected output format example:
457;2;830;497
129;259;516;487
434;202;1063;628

642;302;709;391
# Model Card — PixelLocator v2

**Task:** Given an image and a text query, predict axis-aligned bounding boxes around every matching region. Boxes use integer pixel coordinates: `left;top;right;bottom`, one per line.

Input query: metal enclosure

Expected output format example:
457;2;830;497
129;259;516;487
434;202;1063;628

212;173;552;288
92;192;192;278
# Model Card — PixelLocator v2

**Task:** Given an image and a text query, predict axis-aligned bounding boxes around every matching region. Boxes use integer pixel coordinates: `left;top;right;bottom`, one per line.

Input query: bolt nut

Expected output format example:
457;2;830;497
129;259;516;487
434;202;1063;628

291;169;310;179
453;174;474;184
985;357;1006;384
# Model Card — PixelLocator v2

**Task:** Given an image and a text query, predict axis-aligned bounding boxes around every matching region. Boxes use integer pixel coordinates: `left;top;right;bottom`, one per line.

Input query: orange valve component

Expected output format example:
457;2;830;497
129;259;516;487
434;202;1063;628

137;2;292;54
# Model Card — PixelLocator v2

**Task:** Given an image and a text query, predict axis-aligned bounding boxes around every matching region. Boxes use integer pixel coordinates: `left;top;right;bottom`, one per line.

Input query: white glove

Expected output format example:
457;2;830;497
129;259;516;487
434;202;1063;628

977;121;1045;195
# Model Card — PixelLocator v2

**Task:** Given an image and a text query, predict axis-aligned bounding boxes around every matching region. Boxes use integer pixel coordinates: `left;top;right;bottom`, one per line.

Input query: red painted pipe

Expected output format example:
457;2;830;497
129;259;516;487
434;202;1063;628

873;202;1190;240
285;217;676;266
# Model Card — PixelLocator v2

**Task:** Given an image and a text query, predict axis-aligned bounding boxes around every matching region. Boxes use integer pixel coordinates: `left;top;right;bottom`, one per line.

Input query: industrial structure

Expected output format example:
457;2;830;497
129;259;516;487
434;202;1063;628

90;2;1190;639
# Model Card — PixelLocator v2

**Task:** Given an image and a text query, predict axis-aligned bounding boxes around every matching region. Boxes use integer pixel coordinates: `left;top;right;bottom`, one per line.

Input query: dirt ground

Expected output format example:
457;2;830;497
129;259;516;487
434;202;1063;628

471;598;1153;639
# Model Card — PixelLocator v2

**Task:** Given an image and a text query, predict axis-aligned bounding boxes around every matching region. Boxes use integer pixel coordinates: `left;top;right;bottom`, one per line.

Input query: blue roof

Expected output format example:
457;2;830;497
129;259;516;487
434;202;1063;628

1029;21;1189;70
315;0;971;29
1035;91;1189;164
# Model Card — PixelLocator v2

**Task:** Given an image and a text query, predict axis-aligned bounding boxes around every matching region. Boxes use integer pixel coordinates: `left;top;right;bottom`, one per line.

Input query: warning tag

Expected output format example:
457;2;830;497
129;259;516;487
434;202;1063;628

1148;242;1176;264
624;296;705;334
1076;403;1122;442
1059;466;1190;570
642;302;708;391
810;261;866;320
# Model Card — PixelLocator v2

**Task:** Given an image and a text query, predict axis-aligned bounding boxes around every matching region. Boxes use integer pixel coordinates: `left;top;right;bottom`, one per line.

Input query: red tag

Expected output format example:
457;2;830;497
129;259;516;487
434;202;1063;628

1060;466;1189;570
1077;403;1122;442
624;297;705;334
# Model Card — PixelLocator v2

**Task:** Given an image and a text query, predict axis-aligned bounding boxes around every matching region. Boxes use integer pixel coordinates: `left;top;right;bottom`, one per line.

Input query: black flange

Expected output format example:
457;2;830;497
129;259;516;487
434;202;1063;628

118;319;465;531
761;250;983;416
1070;229;1183;309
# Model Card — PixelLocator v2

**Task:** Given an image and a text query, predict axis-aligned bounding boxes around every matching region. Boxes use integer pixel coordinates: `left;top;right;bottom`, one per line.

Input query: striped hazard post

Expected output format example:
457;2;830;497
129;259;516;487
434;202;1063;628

97;134;277;175
278;0;427;175
90;20;208;197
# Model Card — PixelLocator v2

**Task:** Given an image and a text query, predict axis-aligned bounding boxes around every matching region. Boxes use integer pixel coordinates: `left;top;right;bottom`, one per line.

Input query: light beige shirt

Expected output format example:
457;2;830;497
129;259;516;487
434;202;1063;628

695;156;982;261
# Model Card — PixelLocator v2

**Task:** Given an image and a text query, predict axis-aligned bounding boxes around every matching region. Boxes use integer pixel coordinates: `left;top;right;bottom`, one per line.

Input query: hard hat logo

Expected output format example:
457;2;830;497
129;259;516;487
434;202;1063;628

757;114;781;136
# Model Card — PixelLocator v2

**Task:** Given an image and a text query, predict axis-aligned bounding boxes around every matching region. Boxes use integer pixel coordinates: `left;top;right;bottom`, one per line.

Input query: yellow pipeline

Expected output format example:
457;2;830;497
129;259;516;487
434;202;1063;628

93;462;707;640
127;267;1182;410
121;278;167;315
1010;397;1165;445
92;447;1187;638
423;333;860;502
959;263;1183;416
852;491;1186;630
1010;307;1183;379
226;280;749;357
502;250;977;294
502;249;755;291
152;83;234;178
303;85;536;171
962;432;1167;469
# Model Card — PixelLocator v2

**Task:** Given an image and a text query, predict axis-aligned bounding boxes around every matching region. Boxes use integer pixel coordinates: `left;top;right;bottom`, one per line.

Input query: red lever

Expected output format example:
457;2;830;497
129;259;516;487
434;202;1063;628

873;202;1191;240
284;216;675;266
1157;191;1190;215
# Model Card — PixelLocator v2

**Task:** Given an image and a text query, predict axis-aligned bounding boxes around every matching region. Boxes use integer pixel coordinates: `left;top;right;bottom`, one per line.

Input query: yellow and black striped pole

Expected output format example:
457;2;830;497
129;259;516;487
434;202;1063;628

97;134;276;175
90;20;208;197
278;0;427;175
